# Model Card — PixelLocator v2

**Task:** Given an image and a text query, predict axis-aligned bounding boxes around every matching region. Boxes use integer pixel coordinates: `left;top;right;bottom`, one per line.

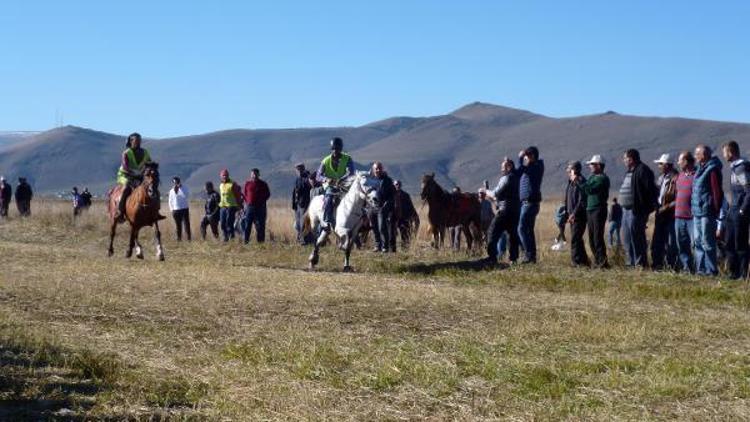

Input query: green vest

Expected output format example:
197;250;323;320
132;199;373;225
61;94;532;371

321;153;351;181
116;148;151;185
219;180;238;208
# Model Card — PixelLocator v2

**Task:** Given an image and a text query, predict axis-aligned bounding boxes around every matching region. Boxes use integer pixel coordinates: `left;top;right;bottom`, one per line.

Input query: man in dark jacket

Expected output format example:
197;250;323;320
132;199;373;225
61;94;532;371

484;158;521;263
242;168;271;244
565;161;590;267
651;154;679;270
370;161;396;253
721;141;749;279
292;163;313;245
515;146;544;263
15;177;33;217
619;149;657;268
0;177;11;217
80;188;92;209
393;179;418;249
200;182;221;240
692;145;723;276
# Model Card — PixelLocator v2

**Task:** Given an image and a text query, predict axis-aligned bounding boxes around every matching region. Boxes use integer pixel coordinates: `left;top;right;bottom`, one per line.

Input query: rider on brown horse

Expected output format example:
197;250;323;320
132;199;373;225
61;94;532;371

115;133;151;222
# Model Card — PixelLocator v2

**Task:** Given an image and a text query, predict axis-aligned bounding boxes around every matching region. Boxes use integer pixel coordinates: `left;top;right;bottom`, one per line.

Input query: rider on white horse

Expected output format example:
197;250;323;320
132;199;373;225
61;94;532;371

316;137;354;230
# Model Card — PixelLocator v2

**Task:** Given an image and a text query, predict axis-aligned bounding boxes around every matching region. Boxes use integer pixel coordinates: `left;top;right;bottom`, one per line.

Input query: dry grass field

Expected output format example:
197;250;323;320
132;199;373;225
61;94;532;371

1;199;750;420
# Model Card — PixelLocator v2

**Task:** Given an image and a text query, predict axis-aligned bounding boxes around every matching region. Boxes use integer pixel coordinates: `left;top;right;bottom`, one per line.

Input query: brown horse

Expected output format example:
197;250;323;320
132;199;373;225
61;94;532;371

420;173;482;250
107;162;167;260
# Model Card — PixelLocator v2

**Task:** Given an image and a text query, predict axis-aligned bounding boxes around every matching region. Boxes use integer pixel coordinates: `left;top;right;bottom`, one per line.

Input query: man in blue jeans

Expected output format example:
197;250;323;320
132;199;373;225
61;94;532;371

516;147;544;263
692;145;724;276
618;149;657;268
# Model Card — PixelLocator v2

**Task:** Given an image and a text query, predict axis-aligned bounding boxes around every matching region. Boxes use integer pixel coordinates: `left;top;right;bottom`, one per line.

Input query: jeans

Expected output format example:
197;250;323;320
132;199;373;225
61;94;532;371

570;213;590;267
242;204;267;244
724;209;749;279
220;207;238;242
294;206;313;244
371;207;396;252
518;202;540;262
587;207;608;268
171;208;191;241
622;209;649;268
693;216;718;276
651;213;678;270
486;209;519;262
608;222;621;247
674;218;694;273
497;232;508;258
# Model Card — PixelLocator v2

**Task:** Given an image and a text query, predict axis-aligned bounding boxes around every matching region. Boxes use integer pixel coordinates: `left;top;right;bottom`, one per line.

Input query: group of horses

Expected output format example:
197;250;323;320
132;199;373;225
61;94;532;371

105;165;484;272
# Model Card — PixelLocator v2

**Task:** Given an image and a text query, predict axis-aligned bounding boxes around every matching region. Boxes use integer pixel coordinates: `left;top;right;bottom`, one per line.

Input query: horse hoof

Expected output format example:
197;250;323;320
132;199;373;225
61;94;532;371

136;254;144;260
158;255;165;261
343;266;353;273
107;250;114;257
125;252;132;259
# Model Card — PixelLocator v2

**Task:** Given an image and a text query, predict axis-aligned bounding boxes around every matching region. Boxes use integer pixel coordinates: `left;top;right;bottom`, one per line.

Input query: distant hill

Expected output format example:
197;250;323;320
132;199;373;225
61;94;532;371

1;102;750;198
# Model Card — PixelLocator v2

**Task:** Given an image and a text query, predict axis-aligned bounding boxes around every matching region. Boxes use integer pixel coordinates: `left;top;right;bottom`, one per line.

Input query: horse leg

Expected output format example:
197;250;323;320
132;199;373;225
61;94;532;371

134;229;144;259
154;222;165;261
309;228;328;269
343;238;354;272
464;224;473;251
108;220;117;257
126;228;136;258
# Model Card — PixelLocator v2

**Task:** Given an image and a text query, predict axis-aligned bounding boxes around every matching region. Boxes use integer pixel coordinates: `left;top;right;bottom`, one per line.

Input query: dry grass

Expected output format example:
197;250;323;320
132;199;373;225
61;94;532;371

1;199;749;420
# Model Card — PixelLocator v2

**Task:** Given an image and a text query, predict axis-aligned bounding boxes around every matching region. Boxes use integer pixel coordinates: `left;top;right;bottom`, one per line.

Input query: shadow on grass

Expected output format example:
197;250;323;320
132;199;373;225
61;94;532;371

399;259;509;275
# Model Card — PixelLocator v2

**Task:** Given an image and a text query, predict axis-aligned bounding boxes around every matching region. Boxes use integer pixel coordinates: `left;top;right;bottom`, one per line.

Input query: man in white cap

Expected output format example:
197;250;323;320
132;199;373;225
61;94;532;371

652;153;679;270
579;155;611;268
0;176;11;217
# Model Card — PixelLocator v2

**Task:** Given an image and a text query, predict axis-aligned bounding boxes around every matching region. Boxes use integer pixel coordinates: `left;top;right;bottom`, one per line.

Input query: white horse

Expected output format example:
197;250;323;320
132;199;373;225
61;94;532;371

303;171;379;271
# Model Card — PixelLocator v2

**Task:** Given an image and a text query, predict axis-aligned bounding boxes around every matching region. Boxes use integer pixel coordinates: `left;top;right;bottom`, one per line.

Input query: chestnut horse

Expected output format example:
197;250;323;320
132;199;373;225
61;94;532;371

107;162;167;260
420;173;482;250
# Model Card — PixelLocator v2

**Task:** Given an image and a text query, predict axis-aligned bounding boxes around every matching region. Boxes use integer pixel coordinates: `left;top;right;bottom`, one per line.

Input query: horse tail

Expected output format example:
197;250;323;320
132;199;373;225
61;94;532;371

302;211;312;236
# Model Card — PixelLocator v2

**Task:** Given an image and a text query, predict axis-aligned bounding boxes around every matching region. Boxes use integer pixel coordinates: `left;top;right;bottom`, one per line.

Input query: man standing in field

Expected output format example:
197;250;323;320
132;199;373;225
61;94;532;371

201;182;220;240
371;161;396;253
651;154;679;270
15;177;32;217
619;149;657;268
292;163;313;245
0;176;12;218
581;155;610;269
168;177;191;241
71;186;83;217
721;141;750;279
242;168;271;245
316;137;354;231
674;151;696;273
565;161;589;267
393;179;419;249
516;146;544;264
483;158;520;264
692;145;723;276
218;169;243;242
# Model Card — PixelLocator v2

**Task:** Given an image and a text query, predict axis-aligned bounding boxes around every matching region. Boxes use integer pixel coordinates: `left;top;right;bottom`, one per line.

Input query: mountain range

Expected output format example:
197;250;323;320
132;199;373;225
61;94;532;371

2;102;750;198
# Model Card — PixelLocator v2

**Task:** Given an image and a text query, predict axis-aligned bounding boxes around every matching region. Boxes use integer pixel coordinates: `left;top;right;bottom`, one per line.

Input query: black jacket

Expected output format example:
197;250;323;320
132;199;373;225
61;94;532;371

565;175;587;219
375;173;396;211
292;171;311;210
15;182;32;202
394;190;417;221
205;191;220;219
630;162;658;215
0;182;11;203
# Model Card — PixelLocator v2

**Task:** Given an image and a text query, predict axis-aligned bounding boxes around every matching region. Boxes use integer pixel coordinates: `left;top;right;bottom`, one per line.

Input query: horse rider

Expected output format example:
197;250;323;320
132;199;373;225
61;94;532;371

115;132;152;221
316;137;354;230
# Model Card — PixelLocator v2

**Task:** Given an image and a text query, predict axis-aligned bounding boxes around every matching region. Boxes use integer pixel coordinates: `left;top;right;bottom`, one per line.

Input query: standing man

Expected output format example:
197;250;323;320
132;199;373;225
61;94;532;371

292;163;313;245
721;141;750;279
608;198;622;248
0;176;12;218
371;162;396;253
168;177;191;241
484;158;520;264
581;155;610;269
242;168;271;245
219;169;243;242
516;146;544;264
674;151;696;273
651;154;679;270
393;179;419;249
619;149;657;268
71;187;83;217
692;145;724;276
565;161;589;267
80;188;92;210
200;181;221;240
317;137;355;231
15;177;33;217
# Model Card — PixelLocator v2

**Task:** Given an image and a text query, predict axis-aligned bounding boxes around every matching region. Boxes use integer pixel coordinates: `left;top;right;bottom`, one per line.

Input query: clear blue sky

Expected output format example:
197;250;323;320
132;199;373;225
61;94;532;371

1;1;748;137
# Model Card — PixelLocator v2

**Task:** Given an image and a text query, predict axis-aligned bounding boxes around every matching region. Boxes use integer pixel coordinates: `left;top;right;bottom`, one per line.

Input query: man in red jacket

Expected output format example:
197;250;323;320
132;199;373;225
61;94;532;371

242;168;271;244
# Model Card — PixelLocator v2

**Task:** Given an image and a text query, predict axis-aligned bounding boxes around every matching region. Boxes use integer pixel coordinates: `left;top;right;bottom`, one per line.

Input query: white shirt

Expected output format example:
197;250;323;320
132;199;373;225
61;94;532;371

168;186;190;211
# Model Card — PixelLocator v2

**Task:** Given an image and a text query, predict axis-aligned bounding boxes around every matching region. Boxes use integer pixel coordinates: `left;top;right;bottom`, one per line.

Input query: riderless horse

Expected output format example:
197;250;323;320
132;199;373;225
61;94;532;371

420;173;483;250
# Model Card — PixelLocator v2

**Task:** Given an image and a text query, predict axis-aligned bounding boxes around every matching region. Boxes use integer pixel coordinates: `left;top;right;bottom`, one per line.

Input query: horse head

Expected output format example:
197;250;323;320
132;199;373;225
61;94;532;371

143;162;161;200
420;172;437;201
353;171;379;207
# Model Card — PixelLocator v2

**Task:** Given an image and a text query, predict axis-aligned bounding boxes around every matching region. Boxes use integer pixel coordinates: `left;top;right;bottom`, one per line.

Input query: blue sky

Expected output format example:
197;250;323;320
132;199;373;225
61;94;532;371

0;1;748;137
